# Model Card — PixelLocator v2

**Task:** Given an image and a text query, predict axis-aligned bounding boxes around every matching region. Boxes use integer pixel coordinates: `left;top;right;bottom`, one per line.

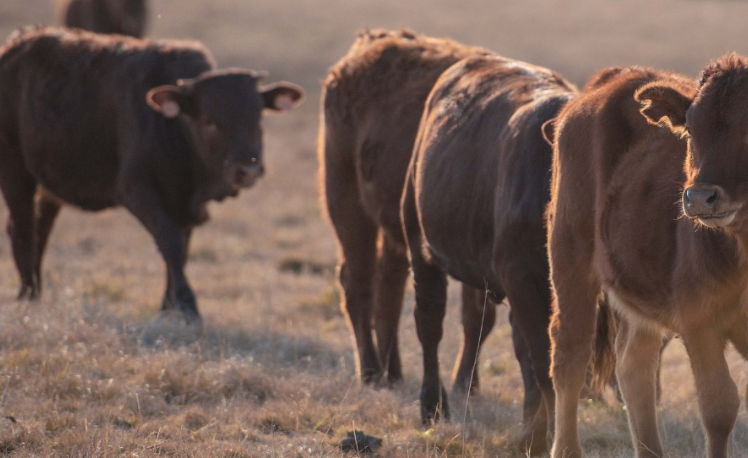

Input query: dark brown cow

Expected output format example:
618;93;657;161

546;60;748;458
402;54;577;454
320;30;549;409
320;29;497;387
56;0;148;38
0;26;303;322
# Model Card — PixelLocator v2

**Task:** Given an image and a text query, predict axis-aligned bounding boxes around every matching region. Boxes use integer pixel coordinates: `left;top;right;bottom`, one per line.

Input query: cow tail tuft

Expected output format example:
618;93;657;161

590;292;617;393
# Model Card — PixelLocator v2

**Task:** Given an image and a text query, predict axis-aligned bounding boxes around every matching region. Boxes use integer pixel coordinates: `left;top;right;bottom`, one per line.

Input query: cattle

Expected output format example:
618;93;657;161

56;0;148;38
402;54;578;454
545;59;748;458
0;26;304;323
320;29;496;387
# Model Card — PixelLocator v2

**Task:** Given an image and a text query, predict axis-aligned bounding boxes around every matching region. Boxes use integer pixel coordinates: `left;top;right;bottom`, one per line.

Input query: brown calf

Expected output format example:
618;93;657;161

547;60;748;458
402;55;577;454
56;0;147;37
0;27;303;322
319;29;503;387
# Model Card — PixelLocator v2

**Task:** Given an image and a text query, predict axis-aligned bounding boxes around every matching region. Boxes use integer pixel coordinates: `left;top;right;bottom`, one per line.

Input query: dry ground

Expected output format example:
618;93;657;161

2;0;748;456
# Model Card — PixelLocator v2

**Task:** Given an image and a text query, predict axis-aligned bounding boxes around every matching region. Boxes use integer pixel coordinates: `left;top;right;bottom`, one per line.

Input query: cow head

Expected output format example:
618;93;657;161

146;68;304;195
636;56;748;231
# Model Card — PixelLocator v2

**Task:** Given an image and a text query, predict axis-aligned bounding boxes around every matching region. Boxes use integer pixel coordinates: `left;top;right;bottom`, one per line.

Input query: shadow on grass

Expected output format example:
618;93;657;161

107;311;353;374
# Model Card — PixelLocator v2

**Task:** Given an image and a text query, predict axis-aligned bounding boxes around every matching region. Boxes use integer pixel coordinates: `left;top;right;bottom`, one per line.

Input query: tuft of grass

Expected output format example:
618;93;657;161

277;257;333;276
298;286;342;321
85;281;126;302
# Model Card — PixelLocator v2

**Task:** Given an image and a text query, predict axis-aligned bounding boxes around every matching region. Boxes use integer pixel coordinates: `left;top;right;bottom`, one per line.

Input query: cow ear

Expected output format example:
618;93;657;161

146;85;189;118
635;82;694;137
260;82;305;112
541;118;556;146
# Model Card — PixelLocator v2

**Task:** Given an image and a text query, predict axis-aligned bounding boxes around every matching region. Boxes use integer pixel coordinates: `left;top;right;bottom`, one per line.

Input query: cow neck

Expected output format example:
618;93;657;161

175;117;236;223
677;217;748;301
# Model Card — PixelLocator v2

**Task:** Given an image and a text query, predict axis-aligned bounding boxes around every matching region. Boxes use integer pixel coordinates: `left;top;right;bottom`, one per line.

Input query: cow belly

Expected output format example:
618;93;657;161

33;155;119;211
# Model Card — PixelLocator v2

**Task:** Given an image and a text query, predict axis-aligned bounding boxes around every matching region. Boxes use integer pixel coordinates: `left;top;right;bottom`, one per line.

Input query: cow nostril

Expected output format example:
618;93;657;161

684;186;720;210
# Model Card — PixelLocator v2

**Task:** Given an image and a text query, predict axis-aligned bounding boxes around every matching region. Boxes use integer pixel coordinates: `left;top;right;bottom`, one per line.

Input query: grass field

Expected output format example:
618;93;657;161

2;0;748;456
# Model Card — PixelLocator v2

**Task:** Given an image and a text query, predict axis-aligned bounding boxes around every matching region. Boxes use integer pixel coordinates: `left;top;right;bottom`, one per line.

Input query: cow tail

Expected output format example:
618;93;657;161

589;292;617;393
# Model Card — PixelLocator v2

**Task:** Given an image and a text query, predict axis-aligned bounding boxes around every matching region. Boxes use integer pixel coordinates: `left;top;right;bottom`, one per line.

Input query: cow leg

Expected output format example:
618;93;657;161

0;161;38;300
509;309;543;431
683;328;739;458
615;315;664;458
548;220;598;458
33;193;62;296
323;159;381;383
452;284;497;394
373;233;409;384
161;227;192;312
402;175;449;423
500;265;554;456
410;252;449;423
121;186;200;323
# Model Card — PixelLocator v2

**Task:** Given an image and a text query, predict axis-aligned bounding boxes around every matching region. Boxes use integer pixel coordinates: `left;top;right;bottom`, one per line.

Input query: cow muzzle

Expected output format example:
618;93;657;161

230;163;264;189
683;184;739;228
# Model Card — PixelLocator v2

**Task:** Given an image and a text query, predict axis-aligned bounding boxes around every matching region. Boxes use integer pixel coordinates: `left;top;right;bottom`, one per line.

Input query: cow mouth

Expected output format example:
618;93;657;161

694;210;738;228
228;164;264;190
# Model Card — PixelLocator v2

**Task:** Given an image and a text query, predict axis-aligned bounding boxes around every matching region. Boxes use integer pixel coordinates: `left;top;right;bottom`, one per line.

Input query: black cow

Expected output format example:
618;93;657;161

0;26;304;322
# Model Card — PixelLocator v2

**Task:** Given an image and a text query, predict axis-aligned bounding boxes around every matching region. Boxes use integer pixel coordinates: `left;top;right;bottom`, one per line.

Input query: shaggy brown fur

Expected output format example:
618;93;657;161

0;26;303;322
319;29;501;387
402;54;576;454
545;60;748;458
56;0;148;37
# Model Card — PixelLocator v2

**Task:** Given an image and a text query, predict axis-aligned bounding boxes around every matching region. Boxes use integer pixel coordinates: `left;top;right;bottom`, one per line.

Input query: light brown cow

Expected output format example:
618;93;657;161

547;59;748;458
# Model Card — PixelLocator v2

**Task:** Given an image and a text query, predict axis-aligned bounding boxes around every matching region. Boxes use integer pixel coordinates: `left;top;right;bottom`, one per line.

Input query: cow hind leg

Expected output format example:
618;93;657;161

324;165;382;383
615;314;664;458
411;252;450;423
33;193;62;296
373;233;409;384
683;328;739;458
402;177;449;423
501;265;555;456
0;164;38;300
509;309;543;431
452;284;497;394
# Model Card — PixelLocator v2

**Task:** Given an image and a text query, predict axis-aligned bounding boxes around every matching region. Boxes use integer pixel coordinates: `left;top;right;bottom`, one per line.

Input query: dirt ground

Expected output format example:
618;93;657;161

1;0;748;456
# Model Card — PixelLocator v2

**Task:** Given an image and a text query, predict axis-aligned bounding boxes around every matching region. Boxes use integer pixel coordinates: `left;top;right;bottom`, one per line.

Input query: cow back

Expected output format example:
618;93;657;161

412;55;576;288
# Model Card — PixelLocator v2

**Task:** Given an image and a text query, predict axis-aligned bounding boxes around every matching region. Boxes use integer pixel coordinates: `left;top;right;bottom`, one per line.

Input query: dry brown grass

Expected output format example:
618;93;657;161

2;0;748;456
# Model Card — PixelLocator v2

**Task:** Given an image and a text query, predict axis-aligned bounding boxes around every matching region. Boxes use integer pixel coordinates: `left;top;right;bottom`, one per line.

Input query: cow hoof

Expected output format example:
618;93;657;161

420;384;450;424
361;369;384;386
17;284;39;301
512;425;548;456
180;310;203;326
452;372;479;395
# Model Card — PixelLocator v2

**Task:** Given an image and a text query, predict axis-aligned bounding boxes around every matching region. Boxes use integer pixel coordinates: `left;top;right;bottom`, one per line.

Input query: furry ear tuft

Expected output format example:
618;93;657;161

635;82;694;137
260;82;305;112
146;85;188;118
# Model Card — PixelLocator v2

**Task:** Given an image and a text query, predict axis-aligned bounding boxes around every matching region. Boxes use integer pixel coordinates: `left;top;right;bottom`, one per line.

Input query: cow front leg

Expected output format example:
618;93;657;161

161;227;192;312
683;328;739;458
121;186;200;324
